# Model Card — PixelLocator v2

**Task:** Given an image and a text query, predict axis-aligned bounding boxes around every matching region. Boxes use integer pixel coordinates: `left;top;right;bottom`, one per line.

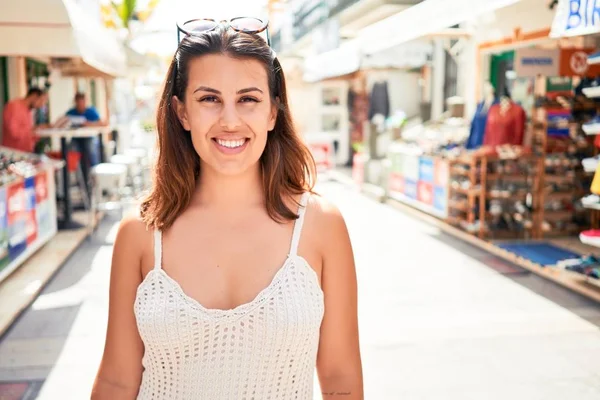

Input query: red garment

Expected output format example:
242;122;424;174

2;99;35;152
483;102;526;147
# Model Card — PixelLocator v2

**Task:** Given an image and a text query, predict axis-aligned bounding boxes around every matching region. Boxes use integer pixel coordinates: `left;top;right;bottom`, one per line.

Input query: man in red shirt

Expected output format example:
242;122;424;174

2;88;48;153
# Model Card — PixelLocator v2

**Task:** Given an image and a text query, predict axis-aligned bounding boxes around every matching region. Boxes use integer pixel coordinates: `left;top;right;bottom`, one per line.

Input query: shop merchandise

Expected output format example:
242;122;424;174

483;98;526;147
466;99;498;149
580;229;600;247
0;148;44;185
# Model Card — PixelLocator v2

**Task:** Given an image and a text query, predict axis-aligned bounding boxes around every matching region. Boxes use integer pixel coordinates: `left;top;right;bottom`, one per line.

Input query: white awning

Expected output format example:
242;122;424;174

303;39;433;82
356;0;522;54
0;0;126;77
550;0;600;38
303;42;362;82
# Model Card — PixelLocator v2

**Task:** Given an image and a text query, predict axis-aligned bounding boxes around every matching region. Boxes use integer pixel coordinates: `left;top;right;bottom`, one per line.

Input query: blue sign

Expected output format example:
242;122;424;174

418;157;434;184
433;186;447;213
552;0;600;37
404;179;418;200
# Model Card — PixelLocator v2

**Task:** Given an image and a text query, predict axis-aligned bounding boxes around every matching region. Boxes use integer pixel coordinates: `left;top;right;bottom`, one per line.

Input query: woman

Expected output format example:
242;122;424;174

92;19;363;400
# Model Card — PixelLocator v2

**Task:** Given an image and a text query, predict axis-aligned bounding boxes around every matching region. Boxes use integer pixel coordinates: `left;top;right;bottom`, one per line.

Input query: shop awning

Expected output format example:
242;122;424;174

550;0;600;38
0;0;126;77
356;0;522;54
302;39;432;82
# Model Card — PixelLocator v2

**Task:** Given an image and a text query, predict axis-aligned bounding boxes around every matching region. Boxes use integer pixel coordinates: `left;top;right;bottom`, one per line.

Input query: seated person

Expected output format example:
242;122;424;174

66;92;107;166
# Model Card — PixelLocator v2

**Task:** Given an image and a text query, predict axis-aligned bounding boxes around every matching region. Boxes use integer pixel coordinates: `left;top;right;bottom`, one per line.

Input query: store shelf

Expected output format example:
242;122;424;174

544;192;574;202
582;86;600;98
583;123;600;135
448;202;470;212
486;174;530;182
450;168;471;176
544;175;575;184
487;191;529;200
544;209;574;221
450;186;481;196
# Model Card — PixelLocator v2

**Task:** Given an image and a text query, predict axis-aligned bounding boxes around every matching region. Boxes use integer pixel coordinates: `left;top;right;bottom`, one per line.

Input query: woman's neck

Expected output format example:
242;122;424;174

193;163;264;209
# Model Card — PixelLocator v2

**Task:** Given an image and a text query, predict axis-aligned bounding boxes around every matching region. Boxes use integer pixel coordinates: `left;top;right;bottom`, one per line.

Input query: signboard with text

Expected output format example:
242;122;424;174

515;48;559;78
7;181;27;260
551;0;600;38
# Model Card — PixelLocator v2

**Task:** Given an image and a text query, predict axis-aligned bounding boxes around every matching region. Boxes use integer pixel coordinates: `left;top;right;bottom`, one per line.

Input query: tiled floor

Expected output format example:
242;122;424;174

0;181;599;399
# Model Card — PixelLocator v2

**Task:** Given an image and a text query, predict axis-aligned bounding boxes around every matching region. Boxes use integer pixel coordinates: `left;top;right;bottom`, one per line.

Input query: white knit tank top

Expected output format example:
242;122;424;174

134;193;324;399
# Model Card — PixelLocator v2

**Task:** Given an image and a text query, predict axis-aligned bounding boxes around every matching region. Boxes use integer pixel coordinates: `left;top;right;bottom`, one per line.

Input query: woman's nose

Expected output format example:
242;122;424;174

219;102;242;131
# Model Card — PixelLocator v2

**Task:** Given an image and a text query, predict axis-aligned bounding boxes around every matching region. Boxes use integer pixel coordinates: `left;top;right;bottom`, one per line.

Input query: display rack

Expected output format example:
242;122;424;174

446;154;486;238
531;103;594;238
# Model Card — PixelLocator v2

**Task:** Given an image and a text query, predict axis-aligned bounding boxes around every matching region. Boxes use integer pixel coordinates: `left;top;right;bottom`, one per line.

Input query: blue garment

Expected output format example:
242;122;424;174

466;100;498;150
66;107;101;122
66;107;101;166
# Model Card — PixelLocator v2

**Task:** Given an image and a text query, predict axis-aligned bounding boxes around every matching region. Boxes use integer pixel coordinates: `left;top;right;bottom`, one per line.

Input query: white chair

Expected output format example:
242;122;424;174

124;148;151;191
110;154;143;195
89;163;128;235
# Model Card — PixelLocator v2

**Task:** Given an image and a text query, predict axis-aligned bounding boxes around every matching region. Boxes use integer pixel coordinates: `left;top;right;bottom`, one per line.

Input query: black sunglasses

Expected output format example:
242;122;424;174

176;17;271;46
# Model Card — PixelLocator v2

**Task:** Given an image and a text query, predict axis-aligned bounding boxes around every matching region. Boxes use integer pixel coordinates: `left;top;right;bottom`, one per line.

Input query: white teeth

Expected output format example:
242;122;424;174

216;139;246;148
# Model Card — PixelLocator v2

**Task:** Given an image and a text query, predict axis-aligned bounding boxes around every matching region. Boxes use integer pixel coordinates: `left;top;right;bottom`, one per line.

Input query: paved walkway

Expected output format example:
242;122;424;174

0;181;599;399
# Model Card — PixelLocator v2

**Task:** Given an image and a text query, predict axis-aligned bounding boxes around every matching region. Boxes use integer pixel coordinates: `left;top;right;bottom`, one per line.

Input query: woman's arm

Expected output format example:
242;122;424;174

91;217;148;400
314;200;364;399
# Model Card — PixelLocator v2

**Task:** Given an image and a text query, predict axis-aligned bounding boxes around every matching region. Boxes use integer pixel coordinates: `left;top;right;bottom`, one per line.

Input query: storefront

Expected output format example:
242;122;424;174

364;0;600;301
0;0;126;284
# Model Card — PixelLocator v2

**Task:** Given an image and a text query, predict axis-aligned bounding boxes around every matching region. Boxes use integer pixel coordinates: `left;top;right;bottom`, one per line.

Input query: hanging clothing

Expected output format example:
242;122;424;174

368;81;390;119
134;192;324;400
466;99;498;149
483;102;526;147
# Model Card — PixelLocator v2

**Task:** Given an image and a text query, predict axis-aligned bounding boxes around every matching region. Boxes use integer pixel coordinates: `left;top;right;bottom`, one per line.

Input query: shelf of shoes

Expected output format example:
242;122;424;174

482;154;539;240
532;94;596;239
446;154;487;238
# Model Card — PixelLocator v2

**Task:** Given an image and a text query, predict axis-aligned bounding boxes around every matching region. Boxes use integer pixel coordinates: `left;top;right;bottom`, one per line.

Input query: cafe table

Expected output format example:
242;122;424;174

36;127;111;229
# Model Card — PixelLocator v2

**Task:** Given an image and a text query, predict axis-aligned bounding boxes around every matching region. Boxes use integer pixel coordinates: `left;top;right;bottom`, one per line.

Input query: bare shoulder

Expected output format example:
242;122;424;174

304;192;350;252
305;192;347;230
115;215;152;249
113;215;154;274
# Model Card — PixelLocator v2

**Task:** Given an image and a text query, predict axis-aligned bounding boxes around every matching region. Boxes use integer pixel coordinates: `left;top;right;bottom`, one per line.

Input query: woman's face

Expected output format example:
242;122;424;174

174;54;277;176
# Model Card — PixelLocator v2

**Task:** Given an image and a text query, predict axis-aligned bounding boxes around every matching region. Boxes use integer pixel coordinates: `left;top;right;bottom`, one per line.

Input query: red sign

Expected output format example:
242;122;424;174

388;172;404;194
559;48;600;77
7;182;25;226
35;172;48;203
308;142;333;170
417;182;434;205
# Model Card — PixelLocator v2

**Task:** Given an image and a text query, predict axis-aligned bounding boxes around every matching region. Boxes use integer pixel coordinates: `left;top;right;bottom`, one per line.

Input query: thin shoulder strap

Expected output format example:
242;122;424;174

153;229;162;270
289;192;310;256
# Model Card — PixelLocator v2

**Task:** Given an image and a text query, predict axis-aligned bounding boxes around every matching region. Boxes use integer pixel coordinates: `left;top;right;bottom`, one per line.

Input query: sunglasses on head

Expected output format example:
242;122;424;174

176;17;271;46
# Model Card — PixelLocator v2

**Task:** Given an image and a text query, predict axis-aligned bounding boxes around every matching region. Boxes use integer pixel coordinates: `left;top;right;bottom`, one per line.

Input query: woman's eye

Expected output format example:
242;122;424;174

240;96;260;103
200;96;219;103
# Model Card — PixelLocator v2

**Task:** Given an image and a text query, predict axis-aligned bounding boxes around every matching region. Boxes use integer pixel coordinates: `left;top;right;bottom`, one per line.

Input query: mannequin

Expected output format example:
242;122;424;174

483;91;526;147
466;81;498;149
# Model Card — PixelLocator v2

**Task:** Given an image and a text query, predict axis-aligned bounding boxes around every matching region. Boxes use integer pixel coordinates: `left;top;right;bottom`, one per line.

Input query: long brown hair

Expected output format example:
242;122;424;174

140;27;316;230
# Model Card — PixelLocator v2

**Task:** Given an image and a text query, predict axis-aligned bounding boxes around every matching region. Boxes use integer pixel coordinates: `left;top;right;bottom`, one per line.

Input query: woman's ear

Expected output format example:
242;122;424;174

268;98;278;131
172;95;191;131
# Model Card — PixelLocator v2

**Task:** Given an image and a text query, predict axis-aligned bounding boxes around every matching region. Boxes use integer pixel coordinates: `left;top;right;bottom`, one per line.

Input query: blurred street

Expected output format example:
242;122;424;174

0;180;599;400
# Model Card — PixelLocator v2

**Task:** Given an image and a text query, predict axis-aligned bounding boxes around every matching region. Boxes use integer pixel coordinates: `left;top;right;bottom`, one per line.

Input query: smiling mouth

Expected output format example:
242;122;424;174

212;138;249;149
